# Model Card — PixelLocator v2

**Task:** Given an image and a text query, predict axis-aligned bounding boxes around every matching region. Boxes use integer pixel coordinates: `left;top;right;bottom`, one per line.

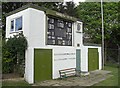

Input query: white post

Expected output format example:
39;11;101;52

101;0;104;70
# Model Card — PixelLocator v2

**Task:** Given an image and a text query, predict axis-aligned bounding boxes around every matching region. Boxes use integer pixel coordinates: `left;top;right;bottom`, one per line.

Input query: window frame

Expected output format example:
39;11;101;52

10;16;23;33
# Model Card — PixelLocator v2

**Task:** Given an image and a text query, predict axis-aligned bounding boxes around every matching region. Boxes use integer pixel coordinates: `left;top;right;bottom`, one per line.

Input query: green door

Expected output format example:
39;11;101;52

88;48;99;71
34;49;52;82
76;49;81;71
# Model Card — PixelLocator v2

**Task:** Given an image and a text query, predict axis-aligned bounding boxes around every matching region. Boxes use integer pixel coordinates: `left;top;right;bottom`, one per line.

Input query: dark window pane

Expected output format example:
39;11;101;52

15;17;22;31
11;20;14;32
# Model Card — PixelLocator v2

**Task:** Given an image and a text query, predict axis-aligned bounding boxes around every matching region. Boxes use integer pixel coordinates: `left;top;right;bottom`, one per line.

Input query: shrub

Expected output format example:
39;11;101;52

2;32;28;75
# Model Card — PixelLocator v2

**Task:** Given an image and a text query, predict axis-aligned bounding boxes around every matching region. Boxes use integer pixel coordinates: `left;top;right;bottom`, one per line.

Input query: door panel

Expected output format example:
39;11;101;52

88;48;99;71
76;49;81;71
34;49;52;82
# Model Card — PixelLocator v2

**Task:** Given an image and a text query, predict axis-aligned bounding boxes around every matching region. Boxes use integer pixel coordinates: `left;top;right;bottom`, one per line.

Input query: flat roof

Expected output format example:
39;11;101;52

6;3;78;22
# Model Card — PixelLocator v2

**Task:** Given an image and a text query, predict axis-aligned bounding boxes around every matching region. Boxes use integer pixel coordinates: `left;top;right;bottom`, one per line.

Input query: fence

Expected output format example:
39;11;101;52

105;48;120;64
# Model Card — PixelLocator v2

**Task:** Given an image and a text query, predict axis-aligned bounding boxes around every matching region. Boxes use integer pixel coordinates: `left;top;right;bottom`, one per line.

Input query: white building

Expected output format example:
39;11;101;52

6;4;102;84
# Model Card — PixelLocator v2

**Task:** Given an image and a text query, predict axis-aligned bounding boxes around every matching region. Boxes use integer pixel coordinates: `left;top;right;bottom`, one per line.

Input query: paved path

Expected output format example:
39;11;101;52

33;70;113;86
2;78;24;82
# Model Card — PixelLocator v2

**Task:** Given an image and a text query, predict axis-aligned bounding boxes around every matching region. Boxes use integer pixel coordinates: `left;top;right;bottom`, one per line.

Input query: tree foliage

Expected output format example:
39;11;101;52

103;2;119;47
6;32;28;64
2;32;28;74
57;1;79;17
2;38;14;73
77;2;119;47
78;2;102;44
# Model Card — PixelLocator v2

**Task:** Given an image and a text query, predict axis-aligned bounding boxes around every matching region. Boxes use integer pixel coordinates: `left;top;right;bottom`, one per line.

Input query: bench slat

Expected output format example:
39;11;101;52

60;73;76;77
59;68;76;71
66;73;76;76
60;70;76;73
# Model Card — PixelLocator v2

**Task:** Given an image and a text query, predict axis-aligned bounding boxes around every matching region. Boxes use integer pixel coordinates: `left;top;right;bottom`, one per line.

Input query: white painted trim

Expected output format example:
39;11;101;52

32;48;34;84
9;16;23;33
52;48;54;79
34;47;53;49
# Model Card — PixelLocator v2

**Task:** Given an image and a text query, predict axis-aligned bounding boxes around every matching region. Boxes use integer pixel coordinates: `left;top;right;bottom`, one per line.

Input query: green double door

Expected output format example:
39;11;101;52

34;49;52;82
88;48;99;71
76;49;81;71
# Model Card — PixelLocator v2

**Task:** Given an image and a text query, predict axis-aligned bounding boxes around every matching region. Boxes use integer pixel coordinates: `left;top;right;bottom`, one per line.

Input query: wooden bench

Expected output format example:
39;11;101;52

59;68;81;79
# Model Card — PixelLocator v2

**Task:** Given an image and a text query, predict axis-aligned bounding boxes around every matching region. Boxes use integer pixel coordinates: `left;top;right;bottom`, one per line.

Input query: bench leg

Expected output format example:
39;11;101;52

76;71;81;77
59;74;62;80
63;73;67;80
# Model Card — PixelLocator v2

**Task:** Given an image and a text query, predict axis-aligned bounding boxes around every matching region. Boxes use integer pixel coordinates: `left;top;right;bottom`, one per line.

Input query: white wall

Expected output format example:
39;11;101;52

81;46;88;71
29;8;46;47
81;46;102;72
25;47;34;83
73;21;83;47
6;8;30;39
52;46;76;79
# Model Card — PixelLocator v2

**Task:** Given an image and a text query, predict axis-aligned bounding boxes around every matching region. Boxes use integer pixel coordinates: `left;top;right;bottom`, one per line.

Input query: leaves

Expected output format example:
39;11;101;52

77;2;119;46
2;33;28;73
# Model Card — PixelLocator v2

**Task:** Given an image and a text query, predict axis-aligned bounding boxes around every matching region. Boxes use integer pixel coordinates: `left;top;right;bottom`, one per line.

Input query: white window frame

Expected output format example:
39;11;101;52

10;16;23;33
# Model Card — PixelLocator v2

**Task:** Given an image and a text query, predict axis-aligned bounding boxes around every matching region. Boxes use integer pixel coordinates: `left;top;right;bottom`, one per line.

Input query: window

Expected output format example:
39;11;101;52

10;16;22;32
11;20;14;32
15;17;22;31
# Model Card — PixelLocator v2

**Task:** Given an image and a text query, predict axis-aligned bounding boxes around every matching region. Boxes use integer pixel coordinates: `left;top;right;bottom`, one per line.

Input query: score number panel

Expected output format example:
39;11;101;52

47;16;72;46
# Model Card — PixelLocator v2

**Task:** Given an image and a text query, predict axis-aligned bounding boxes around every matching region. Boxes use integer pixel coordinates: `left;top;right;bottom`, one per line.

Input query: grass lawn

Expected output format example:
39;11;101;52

2;80;32;87
93;63;119;86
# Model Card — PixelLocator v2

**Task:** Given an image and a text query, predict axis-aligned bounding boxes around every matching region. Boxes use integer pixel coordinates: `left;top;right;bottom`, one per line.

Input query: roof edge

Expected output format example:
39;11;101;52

5;3;46;17
5;3;77;21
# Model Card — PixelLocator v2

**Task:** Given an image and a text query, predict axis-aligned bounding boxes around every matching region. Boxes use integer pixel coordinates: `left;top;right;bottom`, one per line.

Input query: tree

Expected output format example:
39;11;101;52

58;1;79;18
64;1;78;17
77;2;102;44
77;2;119;47
77;2;119;63
2;32;28;76
57;2;65;13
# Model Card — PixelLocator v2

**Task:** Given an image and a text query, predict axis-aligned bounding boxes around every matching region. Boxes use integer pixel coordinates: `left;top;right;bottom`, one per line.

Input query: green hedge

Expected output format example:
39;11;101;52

2;32;28;75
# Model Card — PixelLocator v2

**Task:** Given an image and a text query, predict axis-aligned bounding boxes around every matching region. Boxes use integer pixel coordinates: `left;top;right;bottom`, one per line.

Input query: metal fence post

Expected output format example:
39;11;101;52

118;48;120;64
118;48;120;87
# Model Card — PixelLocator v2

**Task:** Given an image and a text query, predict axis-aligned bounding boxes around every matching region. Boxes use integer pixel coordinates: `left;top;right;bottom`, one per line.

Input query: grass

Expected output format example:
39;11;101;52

2;80;32;87
93;63;119;86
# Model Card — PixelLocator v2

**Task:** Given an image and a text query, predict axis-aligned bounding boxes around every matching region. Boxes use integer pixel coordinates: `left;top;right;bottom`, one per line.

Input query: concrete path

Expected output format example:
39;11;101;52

33;70;113;86
2;78;24;82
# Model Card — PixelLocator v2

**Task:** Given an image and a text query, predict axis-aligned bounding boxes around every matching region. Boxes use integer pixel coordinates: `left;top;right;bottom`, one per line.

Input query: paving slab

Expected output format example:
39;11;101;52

33;70;113;86
90;70;111;75
2;78;24;82
52;84;61;86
